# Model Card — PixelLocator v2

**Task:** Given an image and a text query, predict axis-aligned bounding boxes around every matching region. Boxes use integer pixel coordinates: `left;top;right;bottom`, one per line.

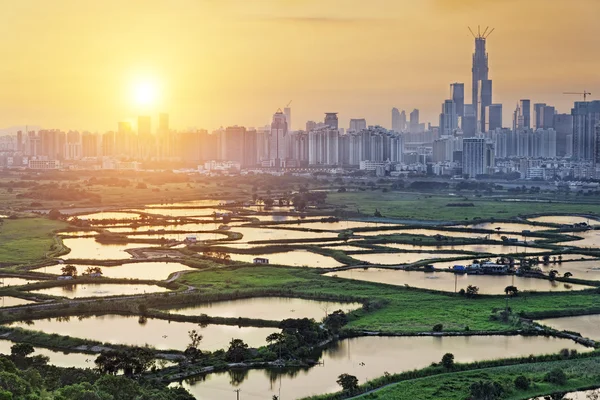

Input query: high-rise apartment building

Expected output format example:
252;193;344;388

349;118;367;132
572;100;600;161
486;104;502;131
392;108;401;132
269;110;288;167
554;113;573;157
409;109;420;133
463;137;494;178
284;107;292;131
439;100;457;135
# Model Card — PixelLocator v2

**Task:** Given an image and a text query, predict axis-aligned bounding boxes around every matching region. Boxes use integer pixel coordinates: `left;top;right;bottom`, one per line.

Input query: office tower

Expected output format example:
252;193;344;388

533;103;546;129
399;110;406;132
519;100;531;129
392;108;401;132
284;107;292;131
486;104;502;131
451;83;465;118
270;110;288;167
463;137;493;178
409;109;419;133
349;118;367;132
462;105;477;138
554;113;573;157
324;113;339;130
471;30;491;124
541;105;555;129
572;100;600;161
439;100;457;135
477;79;492;133
243;129;257;167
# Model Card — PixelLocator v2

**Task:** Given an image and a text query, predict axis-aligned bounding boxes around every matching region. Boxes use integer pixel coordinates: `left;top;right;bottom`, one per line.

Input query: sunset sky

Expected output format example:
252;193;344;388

1;0;599;132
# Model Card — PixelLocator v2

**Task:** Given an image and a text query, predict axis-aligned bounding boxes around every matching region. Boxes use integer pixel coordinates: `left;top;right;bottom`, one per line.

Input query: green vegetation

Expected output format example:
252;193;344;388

180;265;600;333
327;191;600;221
0;218;67;265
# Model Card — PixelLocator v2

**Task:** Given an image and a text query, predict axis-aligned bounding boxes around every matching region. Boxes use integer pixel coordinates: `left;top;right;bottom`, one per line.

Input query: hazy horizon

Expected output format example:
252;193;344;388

1;0;599;132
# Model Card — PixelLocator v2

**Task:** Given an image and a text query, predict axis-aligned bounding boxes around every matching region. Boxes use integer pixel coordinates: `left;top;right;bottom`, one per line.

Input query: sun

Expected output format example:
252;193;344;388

131;80;159;107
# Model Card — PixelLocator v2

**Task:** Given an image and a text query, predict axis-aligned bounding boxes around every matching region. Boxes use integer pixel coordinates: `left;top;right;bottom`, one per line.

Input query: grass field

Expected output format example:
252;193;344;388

350;357;600;400
0;218;67;264
327;192;600;221
180;265;600;333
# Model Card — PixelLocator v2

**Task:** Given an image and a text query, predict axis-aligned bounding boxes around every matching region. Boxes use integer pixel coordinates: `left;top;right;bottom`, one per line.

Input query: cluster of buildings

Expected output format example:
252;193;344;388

0;28;599;180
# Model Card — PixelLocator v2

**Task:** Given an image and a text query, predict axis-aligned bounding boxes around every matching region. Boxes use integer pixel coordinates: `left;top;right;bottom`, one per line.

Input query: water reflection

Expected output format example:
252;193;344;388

350;252;467;265
178;335;591;400
169;297;361;320
326;269;592;294
30;283;169;298
229;251;343;268
7;315;278;351
62;237;143;260
538;314;600;341
33;262;193;281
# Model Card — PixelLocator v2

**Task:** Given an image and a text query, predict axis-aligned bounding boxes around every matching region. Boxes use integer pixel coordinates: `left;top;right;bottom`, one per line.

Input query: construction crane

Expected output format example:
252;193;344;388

563;91;592;102
286;100;292;108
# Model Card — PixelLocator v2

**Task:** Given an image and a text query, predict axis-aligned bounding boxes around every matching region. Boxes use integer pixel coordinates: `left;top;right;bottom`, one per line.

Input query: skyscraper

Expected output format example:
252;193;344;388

349;118;367;132
519;100;531;129
284;107;292;131
554;113;573;157
269;110;288;167
324;113;339;130
572;100;600;161
392;108;401;132
439;100;457;135
477;79;492;132
463;137;494;178
409;109;419;133
451;83;465;118
471;29;491;125
486;104;502;131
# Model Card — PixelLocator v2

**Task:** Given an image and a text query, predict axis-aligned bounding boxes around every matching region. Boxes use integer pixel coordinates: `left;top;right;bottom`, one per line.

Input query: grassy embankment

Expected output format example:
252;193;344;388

0;218;67;266
179;265;600;333
327;192;600;221
304;356;600;400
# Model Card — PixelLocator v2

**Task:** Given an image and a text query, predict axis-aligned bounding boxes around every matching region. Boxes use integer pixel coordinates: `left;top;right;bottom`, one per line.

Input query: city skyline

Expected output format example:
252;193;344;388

0;0;598;132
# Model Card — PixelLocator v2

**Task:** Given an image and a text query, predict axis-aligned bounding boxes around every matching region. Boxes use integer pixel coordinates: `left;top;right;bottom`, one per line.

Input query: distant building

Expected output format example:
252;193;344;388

486;104;502;131
463;137;494;178
269;110;288;168
392;108;406;132
28;160;60;170
253;257;269;264
451;83;465;118
572;100;600;161
349;118;367;132
439;100;458;135
324;113;339;130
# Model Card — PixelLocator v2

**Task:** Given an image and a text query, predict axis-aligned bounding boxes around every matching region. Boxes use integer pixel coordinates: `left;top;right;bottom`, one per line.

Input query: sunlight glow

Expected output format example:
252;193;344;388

132;80;159;107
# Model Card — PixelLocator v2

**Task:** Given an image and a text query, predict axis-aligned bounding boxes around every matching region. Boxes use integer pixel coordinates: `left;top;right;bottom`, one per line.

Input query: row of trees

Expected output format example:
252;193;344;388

60;265;103;278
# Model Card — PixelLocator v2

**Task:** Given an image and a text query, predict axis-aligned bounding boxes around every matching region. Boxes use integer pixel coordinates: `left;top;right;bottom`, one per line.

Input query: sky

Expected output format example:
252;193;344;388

0;0;599;133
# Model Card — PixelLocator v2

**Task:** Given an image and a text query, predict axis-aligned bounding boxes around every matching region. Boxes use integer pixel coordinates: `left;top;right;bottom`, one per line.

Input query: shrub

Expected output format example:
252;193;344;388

432;324;443;332
514;375;530;390
441;353;454;370
544;368;567;385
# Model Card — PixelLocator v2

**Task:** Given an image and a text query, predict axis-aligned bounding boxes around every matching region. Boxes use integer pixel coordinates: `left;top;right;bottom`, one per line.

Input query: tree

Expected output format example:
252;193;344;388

441;353;454;369
61;264;78;277
514;375;530;390
324;310;348;333
84;266;103;276
465;285;479;298
549;270;559;281
504;285;519;297
48;209;62;220
225;339;249;363
266;332;285;359
188;330;203;349
336;373;359;393
544;368;567;385
563;272;573;278
10;343;34;359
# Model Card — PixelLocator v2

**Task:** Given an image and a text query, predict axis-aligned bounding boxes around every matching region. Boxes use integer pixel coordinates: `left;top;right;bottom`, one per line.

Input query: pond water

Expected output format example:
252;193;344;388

29;283;169;298
108;222;221;233
131;208;232;218
229;251;344;268
217;241;348;250
537;314;600;341
231;227;338;242
177;335;590;400
146;200;224;208
561;230;600;248
0;296;35;307
368;228;537;241
529;215;600;227
59;231;98;238
33;262;193;281
349;252;467;265
0;277;40;287
467;222;550;232
7;315;278;351
244;215;304;222
127;232;226;241
279;221;398;231
168;297;361;321
379;243;551;255
538;260;600;281
322;245;369;252
325;269;592;294
0;339;94;369
62;237;144;260
531;389;600;400
73;211;141;221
